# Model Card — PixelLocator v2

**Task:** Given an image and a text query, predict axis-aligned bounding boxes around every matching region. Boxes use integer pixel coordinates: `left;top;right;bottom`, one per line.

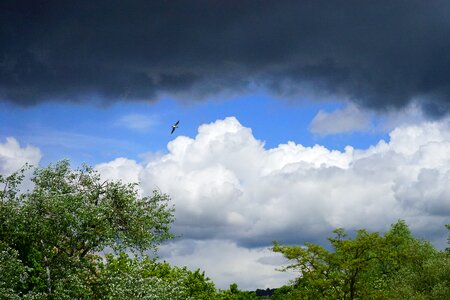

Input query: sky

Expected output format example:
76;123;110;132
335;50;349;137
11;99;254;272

2;0;450;290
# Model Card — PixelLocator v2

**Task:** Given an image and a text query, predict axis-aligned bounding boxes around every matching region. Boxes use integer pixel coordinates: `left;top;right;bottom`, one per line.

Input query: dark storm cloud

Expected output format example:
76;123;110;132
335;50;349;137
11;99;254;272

1;1;450;115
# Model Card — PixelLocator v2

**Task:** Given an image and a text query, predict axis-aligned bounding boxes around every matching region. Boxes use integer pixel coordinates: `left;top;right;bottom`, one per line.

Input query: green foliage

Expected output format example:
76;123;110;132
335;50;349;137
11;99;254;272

182;267;219;299
218;283;259;300
383;251;450;299
273;220;450;300
270;285;302;300
23;160;174;255
381;232;450;299
2;160;450;299
92;252;218;300
0;242;29;300
93;253;191;300
0;160;175;298
447;224;450;252
273;229;383;299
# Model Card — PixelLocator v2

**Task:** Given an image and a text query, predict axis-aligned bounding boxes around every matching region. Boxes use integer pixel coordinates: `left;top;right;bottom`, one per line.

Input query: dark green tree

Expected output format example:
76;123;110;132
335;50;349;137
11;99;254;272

0;242;32;299
0;160;175;298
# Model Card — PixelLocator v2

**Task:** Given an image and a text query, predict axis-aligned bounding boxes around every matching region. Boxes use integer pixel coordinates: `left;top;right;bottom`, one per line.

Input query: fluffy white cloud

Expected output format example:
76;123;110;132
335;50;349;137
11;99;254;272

97;116;450;289
309;104;372;135
0;137;41;175
96;157;143;185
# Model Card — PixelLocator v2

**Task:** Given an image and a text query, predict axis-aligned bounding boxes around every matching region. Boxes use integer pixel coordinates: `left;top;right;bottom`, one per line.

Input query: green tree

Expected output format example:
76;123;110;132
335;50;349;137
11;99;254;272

272;220;448;299
270;285;303;300
0;242;31;300
92;252;219;300
218;283;258;300
0;160;175;298
380;223;450;299
273;228;384;299
93;252;192;300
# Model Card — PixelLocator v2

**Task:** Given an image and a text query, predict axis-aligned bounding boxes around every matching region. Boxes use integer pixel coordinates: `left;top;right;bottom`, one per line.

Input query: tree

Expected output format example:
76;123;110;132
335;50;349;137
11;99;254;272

273;221;450;300
380;222;450;299
270;285;303;300
217;283;258;300
93;252;192;300
93;252;219;300
447;224;450;252
273;228;385;299
0;160;175;298
0;242;31;300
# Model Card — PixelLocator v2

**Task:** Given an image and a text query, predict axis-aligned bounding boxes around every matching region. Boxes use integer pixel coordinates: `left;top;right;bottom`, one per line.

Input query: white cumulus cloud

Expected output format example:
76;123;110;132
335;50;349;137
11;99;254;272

96;116;450;289
0;137;42;175
96;157;143;185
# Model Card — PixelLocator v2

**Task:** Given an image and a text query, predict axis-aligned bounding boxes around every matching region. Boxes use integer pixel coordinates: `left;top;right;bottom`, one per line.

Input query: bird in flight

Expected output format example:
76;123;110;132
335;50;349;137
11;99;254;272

171;120;179;134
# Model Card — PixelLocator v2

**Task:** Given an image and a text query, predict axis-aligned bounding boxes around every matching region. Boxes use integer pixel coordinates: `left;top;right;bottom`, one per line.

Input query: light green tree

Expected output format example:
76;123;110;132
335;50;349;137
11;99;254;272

92;252;219;300
272;220;450;300
273;228;383;299
381;223;450;299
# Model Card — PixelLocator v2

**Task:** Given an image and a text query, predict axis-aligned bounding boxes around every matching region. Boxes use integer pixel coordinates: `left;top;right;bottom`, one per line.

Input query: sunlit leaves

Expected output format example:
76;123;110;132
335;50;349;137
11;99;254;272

93;252;219;300
273;221;450;299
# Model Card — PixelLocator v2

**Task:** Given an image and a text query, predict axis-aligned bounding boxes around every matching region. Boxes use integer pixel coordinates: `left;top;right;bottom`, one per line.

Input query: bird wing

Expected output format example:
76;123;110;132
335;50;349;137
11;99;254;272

171;126;176;134
174;120;180;126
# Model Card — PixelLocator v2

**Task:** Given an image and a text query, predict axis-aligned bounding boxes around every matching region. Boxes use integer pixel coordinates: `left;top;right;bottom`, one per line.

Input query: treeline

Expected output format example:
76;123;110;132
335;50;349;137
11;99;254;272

1;160;449;299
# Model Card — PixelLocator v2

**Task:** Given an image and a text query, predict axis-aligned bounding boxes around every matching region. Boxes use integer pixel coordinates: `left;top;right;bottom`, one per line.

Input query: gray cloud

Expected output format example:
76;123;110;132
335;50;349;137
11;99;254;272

1;1;450;115
309;105;372;135
158;239;295;290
